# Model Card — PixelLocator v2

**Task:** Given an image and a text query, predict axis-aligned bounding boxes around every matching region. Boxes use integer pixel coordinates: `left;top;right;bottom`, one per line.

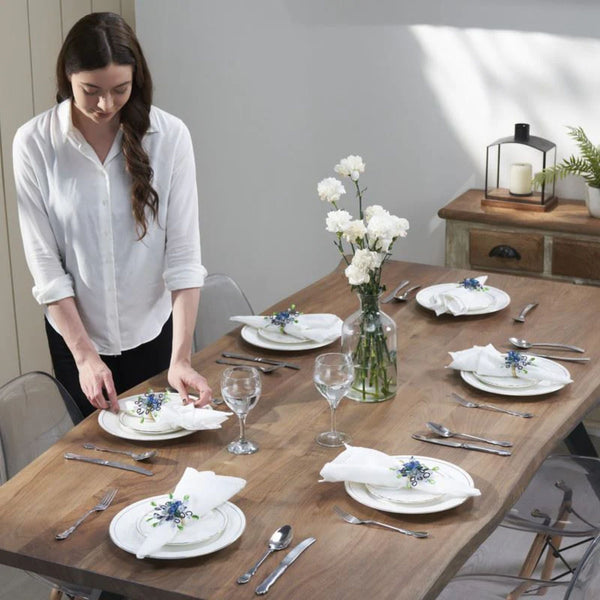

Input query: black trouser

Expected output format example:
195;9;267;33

45;316;173;418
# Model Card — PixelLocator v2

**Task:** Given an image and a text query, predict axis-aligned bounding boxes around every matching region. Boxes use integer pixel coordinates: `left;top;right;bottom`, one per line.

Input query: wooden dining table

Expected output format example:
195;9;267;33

1;260;600;600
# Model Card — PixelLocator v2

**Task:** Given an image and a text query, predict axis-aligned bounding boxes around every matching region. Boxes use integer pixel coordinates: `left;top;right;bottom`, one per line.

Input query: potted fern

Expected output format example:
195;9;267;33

532;126;600;218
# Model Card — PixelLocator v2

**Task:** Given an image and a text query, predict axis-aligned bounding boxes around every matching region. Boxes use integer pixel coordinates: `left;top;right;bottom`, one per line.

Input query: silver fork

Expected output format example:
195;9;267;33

55;488;118;540
333;505;428;538
451;392;533;418
216;359;282;373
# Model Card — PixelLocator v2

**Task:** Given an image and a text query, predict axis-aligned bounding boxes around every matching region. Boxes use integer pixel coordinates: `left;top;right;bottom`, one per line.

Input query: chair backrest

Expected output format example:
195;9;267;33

565;534;600;599
0;371;83;484
193;273;254;352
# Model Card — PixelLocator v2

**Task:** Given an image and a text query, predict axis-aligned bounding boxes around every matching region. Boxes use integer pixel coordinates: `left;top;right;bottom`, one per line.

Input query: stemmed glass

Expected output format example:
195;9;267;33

220;366;262;455
314;353;355;447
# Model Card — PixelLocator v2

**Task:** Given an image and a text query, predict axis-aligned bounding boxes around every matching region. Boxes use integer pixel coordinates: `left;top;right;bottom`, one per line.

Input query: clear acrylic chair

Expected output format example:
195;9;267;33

438;534;600;600
0;371;99;600
193;273;254;351
499;455;600;583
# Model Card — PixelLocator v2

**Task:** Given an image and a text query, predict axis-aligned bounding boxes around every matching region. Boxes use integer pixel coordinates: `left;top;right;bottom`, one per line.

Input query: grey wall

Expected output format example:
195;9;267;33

136;0;600;312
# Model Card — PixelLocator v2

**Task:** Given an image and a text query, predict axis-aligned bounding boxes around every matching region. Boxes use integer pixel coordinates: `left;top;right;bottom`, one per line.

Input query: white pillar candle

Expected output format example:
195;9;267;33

509;162;533;196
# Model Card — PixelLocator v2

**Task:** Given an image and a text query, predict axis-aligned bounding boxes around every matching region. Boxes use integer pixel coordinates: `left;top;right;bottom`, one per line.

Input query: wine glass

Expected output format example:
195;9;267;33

220;366;262;455
314;353;355;447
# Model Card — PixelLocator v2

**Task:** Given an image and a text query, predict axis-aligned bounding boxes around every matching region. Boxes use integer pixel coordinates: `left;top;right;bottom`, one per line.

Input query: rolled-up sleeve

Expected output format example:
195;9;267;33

13;128;75;304
163;122;207;291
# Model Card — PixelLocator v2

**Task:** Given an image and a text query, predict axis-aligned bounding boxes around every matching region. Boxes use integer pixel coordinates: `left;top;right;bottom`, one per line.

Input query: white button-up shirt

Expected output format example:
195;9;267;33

13;100;207;355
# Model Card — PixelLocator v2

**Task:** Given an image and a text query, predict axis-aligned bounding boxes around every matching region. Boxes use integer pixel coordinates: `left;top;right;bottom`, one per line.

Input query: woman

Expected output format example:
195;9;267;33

13;12;212;417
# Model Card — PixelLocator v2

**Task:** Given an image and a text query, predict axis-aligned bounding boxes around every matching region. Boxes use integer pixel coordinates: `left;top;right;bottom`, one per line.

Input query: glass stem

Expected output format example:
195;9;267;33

330;406;337;434
238;414;247;442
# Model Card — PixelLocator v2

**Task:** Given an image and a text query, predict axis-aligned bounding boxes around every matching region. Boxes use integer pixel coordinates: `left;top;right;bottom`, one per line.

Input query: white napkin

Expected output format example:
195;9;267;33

447;344;572;384
319;445;480;498
231;313;342;343
136;468;246;558
430;276;492;316
119;395;231;430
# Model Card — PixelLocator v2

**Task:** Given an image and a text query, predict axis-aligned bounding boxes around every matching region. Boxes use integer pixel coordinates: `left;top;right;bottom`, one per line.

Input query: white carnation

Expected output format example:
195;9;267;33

334;155;365;181
352;248;383;271
367;214;410;252
342;219;367;244
317;177;346;203
364;205;389;223
326;210;353;233
345;264;371;286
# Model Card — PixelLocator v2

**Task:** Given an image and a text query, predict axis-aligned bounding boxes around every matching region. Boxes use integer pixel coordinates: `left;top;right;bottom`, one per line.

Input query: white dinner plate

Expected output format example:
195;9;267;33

136;499;228;546
99;410;194;441
344;455;476;514
110;498;245;559
118;411;181;434
241;325;339;351
416;283;510;316
473;373;537;389
460;356;571;397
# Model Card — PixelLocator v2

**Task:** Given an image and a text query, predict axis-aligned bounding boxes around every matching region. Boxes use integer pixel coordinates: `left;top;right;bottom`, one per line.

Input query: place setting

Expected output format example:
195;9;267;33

109;468;247;560
416;275;510;317
230;304;342;351
98;389;232;441
447;343;573;397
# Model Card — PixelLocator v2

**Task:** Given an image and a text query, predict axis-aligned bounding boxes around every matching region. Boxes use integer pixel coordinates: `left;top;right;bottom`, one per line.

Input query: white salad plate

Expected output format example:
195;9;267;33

416;283;510;316
241;325;338;351
460;356;571;397
109;497;245;559
344;455;476;514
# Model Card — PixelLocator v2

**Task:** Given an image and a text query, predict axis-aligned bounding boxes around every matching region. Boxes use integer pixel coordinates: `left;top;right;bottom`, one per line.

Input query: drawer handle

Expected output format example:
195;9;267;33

489;245;521;260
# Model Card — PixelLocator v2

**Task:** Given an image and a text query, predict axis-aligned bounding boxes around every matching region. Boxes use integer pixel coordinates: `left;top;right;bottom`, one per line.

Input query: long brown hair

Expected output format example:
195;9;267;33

56;12;158;239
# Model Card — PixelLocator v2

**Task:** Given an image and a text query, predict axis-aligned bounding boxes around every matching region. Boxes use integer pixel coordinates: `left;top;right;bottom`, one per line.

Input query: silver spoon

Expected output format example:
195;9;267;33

237;525;293;584
508;337;585;353
393;285;421;302
216;359;282;373
82;443;157;461
426;421;513;447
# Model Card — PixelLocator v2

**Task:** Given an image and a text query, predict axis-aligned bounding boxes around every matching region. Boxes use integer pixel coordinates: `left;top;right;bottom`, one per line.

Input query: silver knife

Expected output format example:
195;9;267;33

411;435;511;456
255;537;316;595
64;453;154;475
222;352;301;370
381;280;409;303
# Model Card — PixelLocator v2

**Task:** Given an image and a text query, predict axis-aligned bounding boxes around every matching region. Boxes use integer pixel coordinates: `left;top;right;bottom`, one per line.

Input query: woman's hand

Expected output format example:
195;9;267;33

77;353;118;413
168;360;212;407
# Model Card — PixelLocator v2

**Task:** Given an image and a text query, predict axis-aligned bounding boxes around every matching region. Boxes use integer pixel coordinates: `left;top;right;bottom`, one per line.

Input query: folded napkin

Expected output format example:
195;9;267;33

119;393;231;430
319;445;480;498
430;276;492;316
231;313;342;343
447;344;572;385
136;468;246;558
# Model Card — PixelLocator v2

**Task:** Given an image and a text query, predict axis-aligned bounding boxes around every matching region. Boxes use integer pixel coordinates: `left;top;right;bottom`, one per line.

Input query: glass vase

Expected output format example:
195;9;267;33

341;293;397;402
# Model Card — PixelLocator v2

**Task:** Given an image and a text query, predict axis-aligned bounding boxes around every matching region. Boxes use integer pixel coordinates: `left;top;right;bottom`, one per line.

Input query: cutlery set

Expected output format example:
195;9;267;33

236;524;316;594
218;352;301;374
381;280;420;303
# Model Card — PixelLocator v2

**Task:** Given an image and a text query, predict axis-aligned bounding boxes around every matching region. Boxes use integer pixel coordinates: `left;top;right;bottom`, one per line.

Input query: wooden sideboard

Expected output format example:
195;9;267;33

438;189;600;285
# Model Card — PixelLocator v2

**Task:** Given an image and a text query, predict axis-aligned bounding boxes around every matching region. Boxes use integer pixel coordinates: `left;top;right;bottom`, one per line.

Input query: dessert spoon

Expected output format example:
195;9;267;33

426;421;513;447
509;337;584;353
82;443;156;461
237;525;293;584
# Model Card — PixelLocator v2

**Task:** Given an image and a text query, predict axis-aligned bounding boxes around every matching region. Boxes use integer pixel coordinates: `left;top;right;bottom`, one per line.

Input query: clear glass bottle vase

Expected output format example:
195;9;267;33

341;293;398;402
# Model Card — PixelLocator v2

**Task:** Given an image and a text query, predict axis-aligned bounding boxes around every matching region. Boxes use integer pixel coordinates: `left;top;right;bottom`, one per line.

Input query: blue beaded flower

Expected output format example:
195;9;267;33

458;278;486;291
266;304;301;333
504;351;535;376
134;390;169;422
392;457;438;489
147;494;199;531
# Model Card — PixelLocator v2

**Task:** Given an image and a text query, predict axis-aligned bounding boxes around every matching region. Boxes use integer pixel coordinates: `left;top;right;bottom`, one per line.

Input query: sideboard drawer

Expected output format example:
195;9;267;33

552;237;600;280
469;229;544;273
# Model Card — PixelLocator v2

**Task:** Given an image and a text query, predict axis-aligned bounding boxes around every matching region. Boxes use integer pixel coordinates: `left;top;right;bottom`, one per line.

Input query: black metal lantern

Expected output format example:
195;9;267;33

484;123;557;211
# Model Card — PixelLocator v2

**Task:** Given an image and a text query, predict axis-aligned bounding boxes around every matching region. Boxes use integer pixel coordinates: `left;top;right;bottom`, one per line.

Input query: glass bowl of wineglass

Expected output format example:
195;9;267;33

220;366;262;455
314;353;355;447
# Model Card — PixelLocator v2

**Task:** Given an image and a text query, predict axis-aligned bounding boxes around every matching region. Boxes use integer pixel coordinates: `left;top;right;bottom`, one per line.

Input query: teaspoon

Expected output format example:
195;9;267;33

393;285;421;302
508;337;585;353
237;525;293;584
82;443;157;461
426;422;513;447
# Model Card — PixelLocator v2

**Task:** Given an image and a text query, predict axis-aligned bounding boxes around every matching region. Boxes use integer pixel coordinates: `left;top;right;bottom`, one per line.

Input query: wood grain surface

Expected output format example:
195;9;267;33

1;260;599;600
